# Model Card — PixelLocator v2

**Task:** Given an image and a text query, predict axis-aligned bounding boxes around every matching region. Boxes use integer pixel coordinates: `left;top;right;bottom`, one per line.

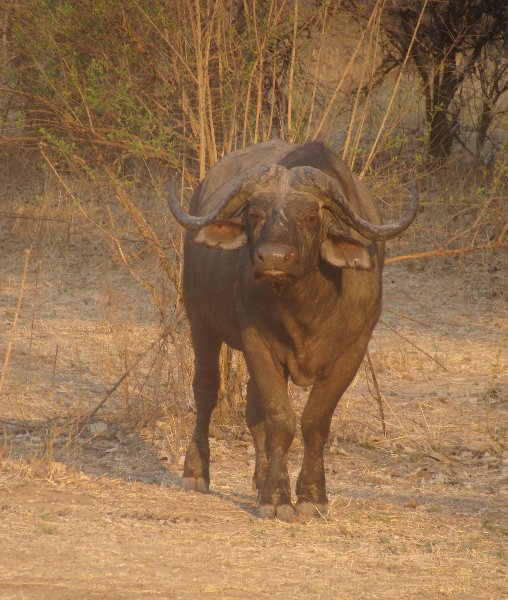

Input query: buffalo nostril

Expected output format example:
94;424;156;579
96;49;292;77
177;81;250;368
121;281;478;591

257;244;294;263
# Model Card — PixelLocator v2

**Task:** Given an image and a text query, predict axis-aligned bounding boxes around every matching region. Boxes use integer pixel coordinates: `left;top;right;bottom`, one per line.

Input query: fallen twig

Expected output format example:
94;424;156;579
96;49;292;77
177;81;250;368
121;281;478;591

385;241;508;265
379;318;449;372
0;212;72;224
383;308;431;329
0;417;52;431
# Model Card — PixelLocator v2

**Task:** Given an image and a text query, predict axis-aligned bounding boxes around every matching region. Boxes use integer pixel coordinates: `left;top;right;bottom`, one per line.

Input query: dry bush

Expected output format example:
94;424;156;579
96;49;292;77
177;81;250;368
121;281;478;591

0;0;506;466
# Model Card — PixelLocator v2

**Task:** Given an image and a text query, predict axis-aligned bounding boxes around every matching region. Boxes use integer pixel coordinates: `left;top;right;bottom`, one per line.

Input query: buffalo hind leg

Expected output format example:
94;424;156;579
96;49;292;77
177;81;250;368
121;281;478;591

296;342;369;517
181;322;221;493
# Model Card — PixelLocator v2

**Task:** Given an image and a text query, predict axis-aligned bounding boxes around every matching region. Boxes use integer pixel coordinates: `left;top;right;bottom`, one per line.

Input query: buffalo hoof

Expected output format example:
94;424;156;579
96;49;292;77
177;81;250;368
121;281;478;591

275;504;296;523
258;503;295;522
181;477;209;493
295;501;329;519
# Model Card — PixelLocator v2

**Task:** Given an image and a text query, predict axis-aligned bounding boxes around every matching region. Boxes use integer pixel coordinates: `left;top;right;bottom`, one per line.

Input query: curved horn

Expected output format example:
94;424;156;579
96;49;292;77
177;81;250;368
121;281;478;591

167;177;219;229
167;164;278;230
290;166;418;241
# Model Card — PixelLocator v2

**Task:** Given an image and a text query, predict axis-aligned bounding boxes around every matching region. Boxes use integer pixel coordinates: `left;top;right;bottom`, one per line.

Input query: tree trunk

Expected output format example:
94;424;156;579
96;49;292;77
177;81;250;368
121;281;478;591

428;107;455;160
426;63;459;160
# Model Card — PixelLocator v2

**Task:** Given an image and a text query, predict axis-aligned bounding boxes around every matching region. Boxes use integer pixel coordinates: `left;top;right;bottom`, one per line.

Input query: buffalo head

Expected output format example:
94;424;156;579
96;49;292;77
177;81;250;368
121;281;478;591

168;163;418;286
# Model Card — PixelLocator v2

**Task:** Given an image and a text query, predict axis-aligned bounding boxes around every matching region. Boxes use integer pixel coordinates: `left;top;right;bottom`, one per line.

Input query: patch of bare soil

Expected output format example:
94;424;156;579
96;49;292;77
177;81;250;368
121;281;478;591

0;202;507;599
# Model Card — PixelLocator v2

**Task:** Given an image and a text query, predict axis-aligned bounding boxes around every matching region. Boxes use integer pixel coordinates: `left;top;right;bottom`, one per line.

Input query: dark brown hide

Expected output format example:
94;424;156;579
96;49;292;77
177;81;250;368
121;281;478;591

170;140;415;520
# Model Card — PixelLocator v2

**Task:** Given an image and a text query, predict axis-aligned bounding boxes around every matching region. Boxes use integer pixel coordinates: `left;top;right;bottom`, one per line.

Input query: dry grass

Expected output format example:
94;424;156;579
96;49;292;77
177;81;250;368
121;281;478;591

1;3;506;593
0;156;507;598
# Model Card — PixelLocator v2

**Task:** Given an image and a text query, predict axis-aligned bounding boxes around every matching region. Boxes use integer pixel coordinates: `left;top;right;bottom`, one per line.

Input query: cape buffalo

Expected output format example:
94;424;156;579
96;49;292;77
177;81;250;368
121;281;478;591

168;140;417;521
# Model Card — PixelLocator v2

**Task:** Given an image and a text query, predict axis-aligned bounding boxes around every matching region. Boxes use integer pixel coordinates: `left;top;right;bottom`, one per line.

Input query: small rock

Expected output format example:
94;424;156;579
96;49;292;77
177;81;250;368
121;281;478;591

115;430;129;443
89;421;108;436
333;446;348;456
458;450;474;460
50;461;67;476
247;445;256;456
464;442;488;455
427;449;451;464
416;468;446;485
430;472;446;484
498;466;508;478
209;424;227;440
479;452;497;463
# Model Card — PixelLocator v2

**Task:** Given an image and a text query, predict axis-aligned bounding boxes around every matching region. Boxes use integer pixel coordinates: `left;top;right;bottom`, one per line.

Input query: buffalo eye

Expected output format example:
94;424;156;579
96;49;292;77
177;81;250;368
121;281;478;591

299;213;319;227
247;208;265;226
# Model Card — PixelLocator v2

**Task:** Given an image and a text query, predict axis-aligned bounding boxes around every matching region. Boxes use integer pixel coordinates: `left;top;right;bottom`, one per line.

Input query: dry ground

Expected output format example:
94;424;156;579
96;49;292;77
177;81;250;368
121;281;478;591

0;191;507;599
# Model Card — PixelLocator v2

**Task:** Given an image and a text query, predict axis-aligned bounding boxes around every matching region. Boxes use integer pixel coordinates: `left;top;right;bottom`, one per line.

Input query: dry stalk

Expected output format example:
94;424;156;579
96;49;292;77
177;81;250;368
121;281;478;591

343;0;382;165
41;145;181;302
39;146;121;243
72;324;176;437
287;0;299;141
365;349;386;437
105;167;179;287
188;0;206;178
251;1;266;144
312;0;378;140
0;249;31;396
263;62;277;142
360;0;428;177
304;2;329;141
440;196;497;250
242;0;287;146
22;256;41;391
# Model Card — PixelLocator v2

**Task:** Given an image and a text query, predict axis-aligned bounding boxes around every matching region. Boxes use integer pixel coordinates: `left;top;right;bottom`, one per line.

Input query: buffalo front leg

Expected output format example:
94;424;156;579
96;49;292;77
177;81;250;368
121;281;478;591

181;323;221;493
296;341;369;517
245;379;268;495
243;343;295;521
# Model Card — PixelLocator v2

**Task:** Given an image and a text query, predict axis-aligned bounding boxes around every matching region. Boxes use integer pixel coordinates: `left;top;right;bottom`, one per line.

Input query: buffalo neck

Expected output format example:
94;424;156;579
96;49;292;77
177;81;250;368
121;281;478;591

242;262;344;336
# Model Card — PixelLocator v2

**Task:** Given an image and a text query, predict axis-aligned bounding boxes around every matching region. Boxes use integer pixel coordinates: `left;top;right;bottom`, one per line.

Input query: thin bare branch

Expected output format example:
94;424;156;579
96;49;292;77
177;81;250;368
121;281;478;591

385;241;508;265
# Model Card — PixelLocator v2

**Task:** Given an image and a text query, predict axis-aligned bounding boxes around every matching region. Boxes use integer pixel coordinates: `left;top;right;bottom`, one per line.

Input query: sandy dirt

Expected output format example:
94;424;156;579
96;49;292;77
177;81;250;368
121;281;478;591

0;195;507;599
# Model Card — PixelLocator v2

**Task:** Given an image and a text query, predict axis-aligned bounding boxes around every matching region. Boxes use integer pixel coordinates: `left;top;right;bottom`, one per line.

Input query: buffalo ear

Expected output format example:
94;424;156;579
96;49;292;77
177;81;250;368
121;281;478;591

321;231;374;270
193;220;247;250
